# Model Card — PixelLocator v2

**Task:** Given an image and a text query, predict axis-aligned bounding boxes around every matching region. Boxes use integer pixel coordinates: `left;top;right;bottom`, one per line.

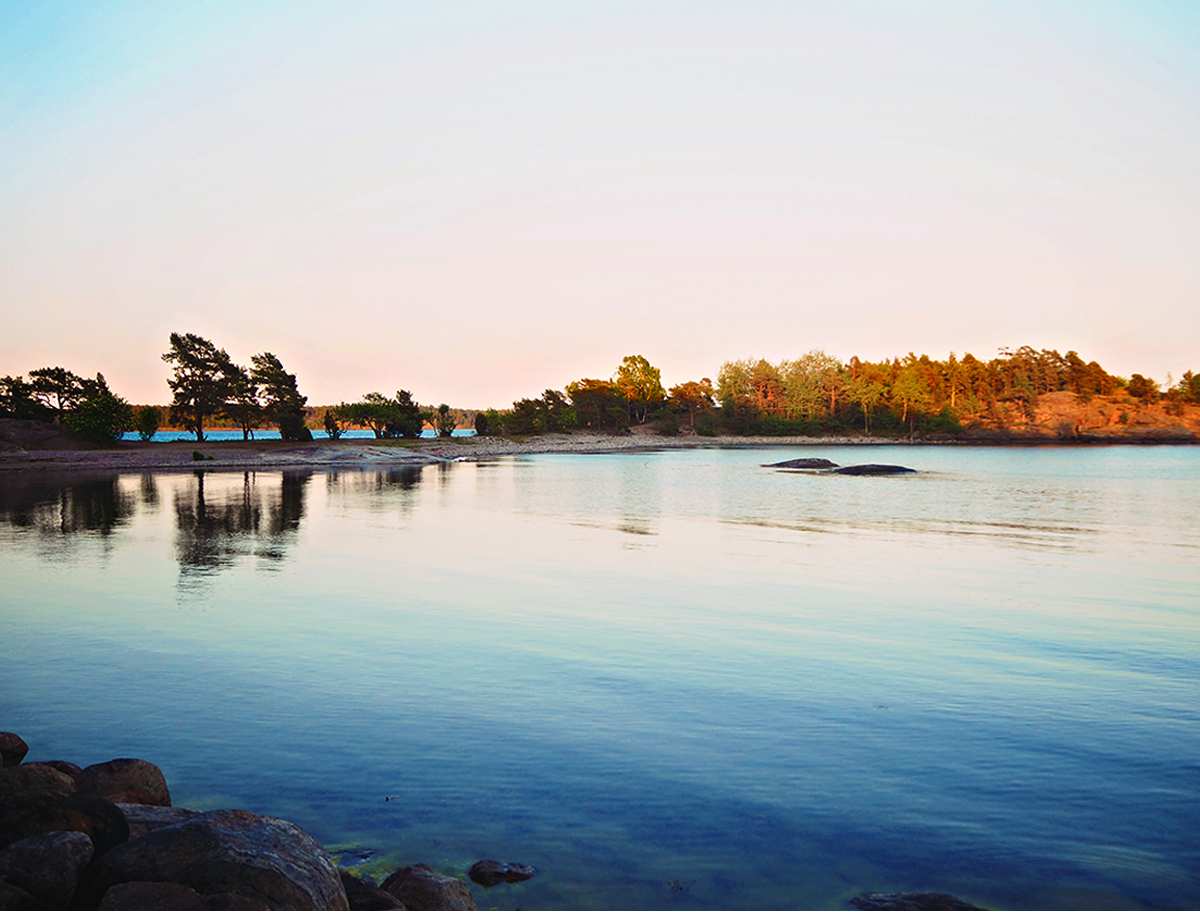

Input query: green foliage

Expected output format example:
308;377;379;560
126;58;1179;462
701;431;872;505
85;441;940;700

341;393;398;438
63;392;134;445
614;355;666;424
389;390;426;438
251;352;312;441
323;406;345;440
135;405;161;441
436;403;455;437
162;332;240;442
566;379;627;430
1126;373;1159;402
0;375;53;420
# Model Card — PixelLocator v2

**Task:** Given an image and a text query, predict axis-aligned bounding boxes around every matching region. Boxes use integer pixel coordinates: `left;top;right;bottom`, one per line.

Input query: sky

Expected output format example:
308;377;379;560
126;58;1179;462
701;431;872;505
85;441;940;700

2;1;1198;408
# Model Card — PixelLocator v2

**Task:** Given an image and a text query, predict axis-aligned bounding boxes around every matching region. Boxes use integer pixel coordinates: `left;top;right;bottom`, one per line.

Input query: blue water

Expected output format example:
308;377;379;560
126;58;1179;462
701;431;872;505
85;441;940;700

121;428;477;441
1;446;1198;909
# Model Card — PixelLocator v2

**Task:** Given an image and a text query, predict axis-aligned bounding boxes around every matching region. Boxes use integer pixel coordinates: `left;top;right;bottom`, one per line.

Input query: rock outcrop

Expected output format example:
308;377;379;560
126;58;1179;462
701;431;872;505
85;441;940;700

0;732;29;768
77;758;171;807
381;864;477;910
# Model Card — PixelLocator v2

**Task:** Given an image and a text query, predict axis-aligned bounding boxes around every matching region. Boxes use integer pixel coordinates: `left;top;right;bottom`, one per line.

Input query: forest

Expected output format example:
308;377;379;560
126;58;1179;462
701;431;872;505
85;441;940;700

2;334;1198;443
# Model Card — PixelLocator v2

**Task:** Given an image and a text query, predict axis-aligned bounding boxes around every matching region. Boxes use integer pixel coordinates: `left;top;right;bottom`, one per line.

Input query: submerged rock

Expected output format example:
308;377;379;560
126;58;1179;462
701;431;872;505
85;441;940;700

77;758;171;807
832;464;916;475
765;457;839;469
0;732;28;768
467;859;536;888
77;808;348;910
850;891;982;910
382;864;476;910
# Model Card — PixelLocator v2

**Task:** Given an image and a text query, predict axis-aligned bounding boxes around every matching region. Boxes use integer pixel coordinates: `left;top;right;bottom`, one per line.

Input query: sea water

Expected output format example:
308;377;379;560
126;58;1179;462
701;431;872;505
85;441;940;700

1;445;1198;909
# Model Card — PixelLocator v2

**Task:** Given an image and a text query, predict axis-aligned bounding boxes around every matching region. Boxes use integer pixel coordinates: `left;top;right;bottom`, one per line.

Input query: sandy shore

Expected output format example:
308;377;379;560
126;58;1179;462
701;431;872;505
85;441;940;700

0;430;895;473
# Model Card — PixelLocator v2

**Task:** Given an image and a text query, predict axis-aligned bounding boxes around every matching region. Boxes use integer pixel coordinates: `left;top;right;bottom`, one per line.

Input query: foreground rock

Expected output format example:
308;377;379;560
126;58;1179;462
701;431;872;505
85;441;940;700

0;830;94;907
77;758;172;807
0;762;77;801
0;733;29;768
116;803;202;839
78;808;348;910
467;859;536;888
850;891;982;910
98;881;271;910
382;864;476;910
765;457;839;469
832;464;917;475
338;869;405;910
0;792;129;856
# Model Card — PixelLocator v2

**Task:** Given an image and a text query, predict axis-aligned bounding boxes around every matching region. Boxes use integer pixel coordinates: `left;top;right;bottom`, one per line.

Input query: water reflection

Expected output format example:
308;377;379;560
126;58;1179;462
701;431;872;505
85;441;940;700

0;473;137;536
174;471;311;577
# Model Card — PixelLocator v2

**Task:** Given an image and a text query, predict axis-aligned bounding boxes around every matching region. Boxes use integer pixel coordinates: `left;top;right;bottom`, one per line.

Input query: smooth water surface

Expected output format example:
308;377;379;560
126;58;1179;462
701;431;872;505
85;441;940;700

2;446;1198;909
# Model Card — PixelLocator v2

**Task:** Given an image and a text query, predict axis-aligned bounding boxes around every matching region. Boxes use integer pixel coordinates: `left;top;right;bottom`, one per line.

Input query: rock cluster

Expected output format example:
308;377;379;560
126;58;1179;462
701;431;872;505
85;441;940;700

0;732;533;910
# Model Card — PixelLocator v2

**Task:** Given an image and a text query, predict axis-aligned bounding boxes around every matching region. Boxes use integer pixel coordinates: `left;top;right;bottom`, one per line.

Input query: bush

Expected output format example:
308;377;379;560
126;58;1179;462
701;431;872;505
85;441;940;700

64;393;134;445
135;405;161;441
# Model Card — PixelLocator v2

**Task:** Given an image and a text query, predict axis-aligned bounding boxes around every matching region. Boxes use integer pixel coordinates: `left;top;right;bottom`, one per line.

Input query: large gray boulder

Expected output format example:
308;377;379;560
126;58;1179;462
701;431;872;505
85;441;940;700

0;733;28;768
117;804;203;840
77;808;349;910
381;864;475;910
77;759;171;807
0;830;94;907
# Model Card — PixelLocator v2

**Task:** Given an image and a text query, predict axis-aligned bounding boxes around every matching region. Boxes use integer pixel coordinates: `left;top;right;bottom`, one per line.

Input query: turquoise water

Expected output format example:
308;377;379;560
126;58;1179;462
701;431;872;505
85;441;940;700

1;446;1198;909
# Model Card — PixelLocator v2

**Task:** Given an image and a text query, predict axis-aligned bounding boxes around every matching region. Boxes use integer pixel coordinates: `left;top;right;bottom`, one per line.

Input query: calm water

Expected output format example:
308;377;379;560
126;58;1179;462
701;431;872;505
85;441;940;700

1;446;1198;910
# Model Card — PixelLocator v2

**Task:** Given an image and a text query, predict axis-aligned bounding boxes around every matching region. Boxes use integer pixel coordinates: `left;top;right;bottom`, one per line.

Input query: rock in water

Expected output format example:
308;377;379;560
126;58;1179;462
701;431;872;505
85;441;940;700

382;864;477;910
0;733;29;768
468;859;536;888
832;464;916;475
764;457;839;469
0;792;129;856
77;758;172;807
77;808;348;910
0;830;94;907
850;891;982;910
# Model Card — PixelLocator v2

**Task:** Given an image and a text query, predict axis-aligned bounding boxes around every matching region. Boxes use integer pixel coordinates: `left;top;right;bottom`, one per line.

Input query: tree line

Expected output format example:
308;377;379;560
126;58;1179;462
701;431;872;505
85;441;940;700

4;334;1198;444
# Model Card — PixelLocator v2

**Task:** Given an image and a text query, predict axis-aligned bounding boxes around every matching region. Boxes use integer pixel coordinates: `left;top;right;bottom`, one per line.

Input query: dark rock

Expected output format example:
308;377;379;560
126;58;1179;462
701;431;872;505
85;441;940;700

0;734;28;769
339;869;405;910
765;457;839;469
78;808;348;910
27;761;82;781
467;860;536;888
77;759;171;807
832;464;917;475
0;765;76;803
116;803;203;839
0;793;128;856
99;881;271;910
381;864;476;910
850;891;982;910
0;830;93;907
0;878;46;910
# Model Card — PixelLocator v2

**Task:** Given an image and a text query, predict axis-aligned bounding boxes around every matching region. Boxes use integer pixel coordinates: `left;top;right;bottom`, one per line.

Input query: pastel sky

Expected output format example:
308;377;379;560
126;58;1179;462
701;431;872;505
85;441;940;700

2;1;1198;407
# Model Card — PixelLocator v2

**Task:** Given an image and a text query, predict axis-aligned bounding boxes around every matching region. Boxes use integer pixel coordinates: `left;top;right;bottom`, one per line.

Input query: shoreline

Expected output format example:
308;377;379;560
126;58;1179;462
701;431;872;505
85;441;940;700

1;427;1196;474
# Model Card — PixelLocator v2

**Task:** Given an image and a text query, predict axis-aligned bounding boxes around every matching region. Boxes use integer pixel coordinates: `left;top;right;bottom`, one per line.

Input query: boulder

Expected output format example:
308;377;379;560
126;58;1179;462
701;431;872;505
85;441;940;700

765;458;839;469
77;759;171;807
0;878;46;910
0;792;128;856
850;892;982;910
381;865;476;911
832;464;917;475
0;733;28;769
0;765;76;802
77;808;348;910
117;804;203;839
99;881;271;910
27;760;82;781
467;859;536;888
338;869;405;910
0;830;93;907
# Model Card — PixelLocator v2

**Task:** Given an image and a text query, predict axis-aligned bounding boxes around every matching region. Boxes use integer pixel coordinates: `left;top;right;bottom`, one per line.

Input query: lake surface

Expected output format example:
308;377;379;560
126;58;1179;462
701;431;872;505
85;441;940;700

2;445;1198;910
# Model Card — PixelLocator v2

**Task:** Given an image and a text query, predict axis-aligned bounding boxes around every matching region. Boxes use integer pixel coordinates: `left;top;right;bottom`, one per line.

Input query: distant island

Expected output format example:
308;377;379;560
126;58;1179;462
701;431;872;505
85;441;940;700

2;337;1198;450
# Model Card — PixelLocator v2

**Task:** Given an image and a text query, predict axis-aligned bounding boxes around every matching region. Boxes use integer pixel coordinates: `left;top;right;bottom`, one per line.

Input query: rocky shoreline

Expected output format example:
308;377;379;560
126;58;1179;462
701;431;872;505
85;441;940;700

1;731;985;911
0;423;1195;476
